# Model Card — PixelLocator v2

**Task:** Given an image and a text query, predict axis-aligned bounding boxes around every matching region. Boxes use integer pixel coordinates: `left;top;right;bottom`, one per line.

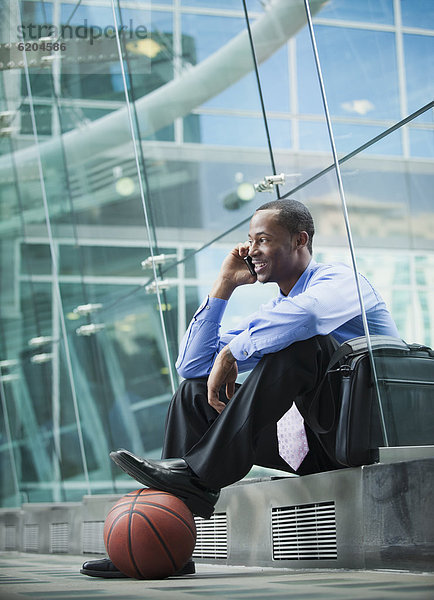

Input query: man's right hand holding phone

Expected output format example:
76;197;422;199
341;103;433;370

210;242;256;301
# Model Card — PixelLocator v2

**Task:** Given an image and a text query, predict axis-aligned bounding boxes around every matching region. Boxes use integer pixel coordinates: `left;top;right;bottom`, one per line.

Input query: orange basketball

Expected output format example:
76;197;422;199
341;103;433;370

103;488;196;579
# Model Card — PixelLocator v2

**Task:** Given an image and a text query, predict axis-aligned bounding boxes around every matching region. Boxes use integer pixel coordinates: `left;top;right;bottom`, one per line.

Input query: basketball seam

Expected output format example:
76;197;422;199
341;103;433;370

135;511;179;573
129;507;195;544
138;489;172;497
106;491;172;515
106;510;138;576
133;502;196;540
127;491;170;497
106;511;126;549
127;493;148;579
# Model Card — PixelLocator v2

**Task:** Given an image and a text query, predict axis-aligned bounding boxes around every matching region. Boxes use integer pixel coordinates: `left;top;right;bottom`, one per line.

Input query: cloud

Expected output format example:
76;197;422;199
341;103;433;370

341;99;375;115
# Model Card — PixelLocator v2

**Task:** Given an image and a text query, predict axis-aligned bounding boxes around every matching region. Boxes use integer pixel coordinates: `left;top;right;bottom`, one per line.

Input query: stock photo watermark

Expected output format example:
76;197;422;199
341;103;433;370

17;19;149;46
1;13;153;75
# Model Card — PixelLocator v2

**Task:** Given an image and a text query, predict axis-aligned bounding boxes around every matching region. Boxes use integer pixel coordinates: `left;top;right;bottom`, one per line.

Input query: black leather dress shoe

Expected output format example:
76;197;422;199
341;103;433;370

80;556;196;578
110;450;219;519
80;557;128;578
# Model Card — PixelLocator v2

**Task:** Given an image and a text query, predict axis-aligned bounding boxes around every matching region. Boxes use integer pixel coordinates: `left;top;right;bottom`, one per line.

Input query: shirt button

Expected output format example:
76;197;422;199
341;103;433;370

205;305;210;310
243;350;248;356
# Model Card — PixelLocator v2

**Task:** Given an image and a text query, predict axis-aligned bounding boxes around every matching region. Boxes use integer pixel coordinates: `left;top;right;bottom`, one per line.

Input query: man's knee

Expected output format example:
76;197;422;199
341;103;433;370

177;378;194;395
292;334;337;354
177;378;207;394
174;378;208;409
263;335;337;362
256;335;337;385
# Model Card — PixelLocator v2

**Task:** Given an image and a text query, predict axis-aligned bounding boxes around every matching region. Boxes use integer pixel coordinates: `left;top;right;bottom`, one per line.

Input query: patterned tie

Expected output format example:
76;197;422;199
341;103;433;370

277;404;309;471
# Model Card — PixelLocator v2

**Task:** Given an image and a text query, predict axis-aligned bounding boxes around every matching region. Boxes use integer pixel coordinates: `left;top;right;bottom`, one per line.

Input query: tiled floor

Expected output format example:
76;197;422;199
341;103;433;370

0;553;433;600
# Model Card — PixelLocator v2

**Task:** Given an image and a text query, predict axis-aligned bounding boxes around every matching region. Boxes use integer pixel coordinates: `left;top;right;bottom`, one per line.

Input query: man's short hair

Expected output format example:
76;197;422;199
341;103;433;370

256;199;314;254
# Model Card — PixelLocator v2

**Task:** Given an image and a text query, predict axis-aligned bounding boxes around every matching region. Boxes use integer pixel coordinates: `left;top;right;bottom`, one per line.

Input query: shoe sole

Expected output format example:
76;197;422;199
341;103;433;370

80;564;195;578
80;568;128;578
110;452;214;519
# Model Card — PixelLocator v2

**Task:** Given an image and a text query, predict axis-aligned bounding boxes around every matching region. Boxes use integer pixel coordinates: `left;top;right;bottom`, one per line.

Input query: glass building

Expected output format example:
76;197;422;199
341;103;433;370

0;0;433;508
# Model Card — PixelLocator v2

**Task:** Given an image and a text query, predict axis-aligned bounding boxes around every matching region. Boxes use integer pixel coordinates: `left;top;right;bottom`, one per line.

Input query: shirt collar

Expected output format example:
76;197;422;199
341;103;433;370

278;258;317;298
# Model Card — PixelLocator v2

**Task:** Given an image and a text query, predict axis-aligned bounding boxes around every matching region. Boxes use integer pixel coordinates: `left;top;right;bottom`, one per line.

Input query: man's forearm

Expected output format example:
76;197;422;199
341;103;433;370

210;277;237;301
219;344;236;366
207;345;238;413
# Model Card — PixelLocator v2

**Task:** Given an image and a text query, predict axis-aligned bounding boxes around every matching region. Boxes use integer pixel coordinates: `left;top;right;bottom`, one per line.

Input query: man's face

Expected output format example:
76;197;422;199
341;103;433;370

248;209;299;292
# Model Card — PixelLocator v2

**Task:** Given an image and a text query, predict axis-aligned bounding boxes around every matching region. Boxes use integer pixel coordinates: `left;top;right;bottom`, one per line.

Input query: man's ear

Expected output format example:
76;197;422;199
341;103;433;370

296;231;309;249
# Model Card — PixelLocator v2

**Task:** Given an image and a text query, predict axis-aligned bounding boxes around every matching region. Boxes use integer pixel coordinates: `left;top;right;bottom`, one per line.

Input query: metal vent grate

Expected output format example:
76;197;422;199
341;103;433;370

50;522;70;553
24;524;39;552
82;521;105;554
5;525;17;550
272;501;337;560
193;513;228;559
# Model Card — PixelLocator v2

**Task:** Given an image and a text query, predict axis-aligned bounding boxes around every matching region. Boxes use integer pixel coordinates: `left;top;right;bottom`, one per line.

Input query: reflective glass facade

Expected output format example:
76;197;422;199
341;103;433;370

0;0;433;507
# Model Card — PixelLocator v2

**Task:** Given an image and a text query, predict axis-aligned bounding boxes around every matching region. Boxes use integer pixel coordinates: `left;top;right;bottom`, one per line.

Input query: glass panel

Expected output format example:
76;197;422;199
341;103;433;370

63;283;173;473
181;1;264;10
409;126;434;158
338;110;434;449
184;113;292;148
403;34;434;120
309;1;434;451
318;0;395;25
299;120;403;155
401;0;434;28
298;25;400;121
2;0;433;508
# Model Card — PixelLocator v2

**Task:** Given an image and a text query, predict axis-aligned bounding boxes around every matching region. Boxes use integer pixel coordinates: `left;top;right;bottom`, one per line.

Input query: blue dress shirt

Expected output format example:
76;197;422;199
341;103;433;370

176;260;399;379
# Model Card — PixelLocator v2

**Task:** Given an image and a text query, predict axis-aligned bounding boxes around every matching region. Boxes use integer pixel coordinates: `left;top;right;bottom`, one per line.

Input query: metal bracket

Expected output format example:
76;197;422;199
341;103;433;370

0;112;15;139
254;172;300;193
141;254;177;270
73;303;103;316
145;280;171;294
0;111;14;123
76;323;106;336
254;173;286;192
30;353;54;364
0;127;16;137
0;373;20;383
0;359;19;369
28;336;57;347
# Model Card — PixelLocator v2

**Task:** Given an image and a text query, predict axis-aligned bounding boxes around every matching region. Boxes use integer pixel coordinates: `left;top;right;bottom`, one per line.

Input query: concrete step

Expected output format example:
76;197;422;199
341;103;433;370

0;458;433;572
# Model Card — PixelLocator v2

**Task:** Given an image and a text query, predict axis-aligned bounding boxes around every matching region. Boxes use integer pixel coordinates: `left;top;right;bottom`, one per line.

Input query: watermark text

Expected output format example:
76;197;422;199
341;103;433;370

18;19;148;45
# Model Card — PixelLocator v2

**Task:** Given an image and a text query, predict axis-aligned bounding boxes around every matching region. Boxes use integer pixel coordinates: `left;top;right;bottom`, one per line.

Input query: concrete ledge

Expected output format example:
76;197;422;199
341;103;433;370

0;459;432;572
363;460;434;571
216;458;433;572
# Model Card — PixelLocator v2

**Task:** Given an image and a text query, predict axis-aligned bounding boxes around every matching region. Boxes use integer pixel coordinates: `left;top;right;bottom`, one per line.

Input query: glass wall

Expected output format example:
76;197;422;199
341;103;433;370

0;0;433;507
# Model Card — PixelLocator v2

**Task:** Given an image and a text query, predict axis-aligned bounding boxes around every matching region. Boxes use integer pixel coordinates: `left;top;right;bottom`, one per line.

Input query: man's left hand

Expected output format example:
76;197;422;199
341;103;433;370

207;346;238;414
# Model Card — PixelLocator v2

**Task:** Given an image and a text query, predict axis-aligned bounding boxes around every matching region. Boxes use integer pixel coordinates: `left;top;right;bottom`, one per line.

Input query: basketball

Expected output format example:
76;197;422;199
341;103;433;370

103;488;197;579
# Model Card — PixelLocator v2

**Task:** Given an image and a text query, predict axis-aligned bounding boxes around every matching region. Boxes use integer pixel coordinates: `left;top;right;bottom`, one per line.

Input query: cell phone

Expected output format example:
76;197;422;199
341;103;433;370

243;255;256;276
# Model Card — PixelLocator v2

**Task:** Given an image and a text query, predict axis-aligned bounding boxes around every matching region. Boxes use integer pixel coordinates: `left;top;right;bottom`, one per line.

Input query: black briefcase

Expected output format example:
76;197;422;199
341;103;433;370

310;335;434;468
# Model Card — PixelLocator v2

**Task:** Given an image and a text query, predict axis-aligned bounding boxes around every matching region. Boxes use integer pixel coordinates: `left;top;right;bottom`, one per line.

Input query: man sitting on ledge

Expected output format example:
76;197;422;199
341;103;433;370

81;198;398;578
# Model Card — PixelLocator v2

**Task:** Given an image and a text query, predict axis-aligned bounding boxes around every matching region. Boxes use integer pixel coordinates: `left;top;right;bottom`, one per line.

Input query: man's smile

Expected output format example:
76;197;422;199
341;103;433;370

252;260;267;274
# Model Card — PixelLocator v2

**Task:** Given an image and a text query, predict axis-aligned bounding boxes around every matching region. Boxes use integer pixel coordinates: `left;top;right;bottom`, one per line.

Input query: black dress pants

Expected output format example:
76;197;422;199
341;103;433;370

161;335;343;490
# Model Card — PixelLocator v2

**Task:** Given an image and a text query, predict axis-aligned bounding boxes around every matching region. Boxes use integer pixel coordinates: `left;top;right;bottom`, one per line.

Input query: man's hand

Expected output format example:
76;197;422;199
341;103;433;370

207;346;238;414
210;242;256;300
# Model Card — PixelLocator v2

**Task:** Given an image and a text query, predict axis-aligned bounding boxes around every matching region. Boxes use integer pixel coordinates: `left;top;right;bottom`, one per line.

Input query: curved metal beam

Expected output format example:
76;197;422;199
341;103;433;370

1;0;326;173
